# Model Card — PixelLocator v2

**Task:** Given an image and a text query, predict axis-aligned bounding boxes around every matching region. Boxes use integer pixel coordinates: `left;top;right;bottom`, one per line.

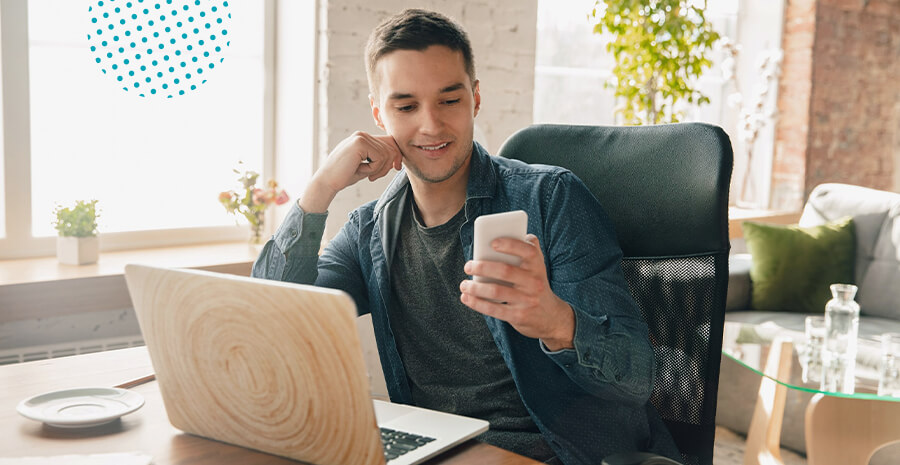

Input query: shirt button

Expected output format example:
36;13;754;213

290;229;297;237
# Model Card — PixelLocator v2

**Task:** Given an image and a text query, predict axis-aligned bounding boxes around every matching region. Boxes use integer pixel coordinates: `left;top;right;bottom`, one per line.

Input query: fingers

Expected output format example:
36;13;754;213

376;134;404;171
367;134;403;168
459;286;521;321
467;235;545;286
460;278;540;305
351;133;403;181
465;259;537;289
489;235;541;264
359;155;395;182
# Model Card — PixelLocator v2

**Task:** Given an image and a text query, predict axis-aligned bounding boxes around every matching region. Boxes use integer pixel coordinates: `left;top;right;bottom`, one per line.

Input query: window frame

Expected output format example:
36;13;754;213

0;0;308;260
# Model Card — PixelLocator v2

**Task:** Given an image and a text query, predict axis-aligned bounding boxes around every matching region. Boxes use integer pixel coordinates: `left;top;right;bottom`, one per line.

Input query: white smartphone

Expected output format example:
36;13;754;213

472;210;528;286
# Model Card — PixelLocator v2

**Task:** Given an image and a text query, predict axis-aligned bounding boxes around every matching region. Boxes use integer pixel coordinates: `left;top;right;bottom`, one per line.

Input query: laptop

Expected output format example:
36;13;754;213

124;264;488;465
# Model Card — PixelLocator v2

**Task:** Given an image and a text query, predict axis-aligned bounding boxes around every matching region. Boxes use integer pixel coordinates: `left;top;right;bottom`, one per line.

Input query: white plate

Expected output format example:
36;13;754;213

17;387;145;428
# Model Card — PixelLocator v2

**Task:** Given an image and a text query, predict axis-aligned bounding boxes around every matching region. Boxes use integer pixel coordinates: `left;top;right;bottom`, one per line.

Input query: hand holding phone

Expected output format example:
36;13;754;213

464;210;575;349
472;210;528;286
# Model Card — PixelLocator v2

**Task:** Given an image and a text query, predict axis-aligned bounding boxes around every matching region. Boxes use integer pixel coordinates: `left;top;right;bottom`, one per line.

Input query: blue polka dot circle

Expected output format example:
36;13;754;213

88;0;231;98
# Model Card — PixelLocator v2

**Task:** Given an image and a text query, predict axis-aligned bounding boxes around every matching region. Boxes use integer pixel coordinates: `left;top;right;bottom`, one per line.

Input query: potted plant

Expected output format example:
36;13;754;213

590;0;721;124
53;200;99;265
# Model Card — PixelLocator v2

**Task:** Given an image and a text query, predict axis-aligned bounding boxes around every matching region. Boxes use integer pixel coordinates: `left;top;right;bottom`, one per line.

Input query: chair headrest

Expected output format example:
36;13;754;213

497;123;733;257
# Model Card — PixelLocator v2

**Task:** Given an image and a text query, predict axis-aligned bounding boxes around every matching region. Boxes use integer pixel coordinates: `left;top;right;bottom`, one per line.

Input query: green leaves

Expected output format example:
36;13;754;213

591;0;720;125
53;200;99;237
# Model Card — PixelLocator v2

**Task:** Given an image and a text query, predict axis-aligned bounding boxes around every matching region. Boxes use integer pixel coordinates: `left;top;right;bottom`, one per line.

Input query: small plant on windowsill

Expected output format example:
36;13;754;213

218;166;289;245
53;199;100;265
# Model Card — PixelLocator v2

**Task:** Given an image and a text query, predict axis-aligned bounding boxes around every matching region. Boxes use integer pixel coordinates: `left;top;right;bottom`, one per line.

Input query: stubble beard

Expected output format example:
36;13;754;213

402;140;474;184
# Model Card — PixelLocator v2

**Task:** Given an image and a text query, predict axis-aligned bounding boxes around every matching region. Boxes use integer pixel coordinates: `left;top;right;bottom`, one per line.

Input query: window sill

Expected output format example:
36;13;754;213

0;241;260;324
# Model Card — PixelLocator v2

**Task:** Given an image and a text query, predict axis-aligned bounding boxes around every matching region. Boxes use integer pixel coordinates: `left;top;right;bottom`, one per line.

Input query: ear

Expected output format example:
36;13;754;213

369;94;385;131
472;80;481;118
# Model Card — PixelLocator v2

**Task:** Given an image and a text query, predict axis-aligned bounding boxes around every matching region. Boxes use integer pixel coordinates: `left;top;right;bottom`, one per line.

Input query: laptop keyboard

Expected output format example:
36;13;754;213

380;427;436;462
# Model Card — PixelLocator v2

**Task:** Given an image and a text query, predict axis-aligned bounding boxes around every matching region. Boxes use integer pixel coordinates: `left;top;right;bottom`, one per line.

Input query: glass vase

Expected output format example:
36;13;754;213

250;223;264;245
821;283;860;394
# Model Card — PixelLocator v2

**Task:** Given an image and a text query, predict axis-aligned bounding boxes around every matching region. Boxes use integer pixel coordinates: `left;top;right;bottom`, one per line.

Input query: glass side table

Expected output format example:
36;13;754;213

721;321;900;465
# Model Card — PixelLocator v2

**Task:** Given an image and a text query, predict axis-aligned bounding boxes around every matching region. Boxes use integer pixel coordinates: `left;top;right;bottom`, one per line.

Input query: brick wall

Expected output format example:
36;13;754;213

807;0;899;195
771;0;900;210
317;0;538;237
771;0;815;211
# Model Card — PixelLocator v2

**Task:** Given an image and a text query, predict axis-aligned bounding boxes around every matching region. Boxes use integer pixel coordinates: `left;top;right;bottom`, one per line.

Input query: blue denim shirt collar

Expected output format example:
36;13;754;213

466;141;498;201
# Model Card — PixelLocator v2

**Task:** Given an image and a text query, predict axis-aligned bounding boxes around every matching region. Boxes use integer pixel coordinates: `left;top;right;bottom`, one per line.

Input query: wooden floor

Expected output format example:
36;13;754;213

714;426;807;465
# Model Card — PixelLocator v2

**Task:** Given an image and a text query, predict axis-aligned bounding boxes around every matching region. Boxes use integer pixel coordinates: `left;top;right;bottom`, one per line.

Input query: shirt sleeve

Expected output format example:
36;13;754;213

251;202;371;315
251;202;327;284
539;172;657;406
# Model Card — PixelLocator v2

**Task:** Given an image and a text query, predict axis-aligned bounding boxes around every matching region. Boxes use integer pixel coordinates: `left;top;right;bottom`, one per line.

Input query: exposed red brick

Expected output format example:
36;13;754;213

770;0;899;209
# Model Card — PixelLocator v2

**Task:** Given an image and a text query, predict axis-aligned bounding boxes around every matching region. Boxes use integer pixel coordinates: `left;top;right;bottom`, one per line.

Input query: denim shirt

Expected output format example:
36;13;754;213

252;143;680;464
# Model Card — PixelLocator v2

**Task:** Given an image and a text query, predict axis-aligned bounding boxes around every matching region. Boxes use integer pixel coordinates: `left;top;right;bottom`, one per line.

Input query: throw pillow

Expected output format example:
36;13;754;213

743;217;856;313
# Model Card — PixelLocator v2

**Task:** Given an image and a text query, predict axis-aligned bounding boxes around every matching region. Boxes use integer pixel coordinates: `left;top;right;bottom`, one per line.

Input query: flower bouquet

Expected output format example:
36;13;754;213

219;167;289;244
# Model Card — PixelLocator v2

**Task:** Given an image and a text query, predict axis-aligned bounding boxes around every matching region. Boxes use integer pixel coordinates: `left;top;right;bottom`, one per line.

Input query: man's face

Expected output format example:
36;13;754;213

370;45;481;184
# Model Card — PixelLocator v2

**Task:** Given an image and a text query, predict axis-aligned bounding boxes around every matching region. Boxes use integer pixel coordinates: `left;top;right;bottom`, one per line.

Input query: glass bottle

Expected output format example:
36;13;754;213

821;284;860;394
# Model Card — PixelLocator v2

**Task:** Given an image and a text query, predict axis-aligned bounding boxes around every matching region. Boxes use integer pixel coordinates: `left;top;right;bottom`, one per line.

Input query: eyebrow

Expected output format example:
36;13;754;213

440;83;466;93
386;83;467;101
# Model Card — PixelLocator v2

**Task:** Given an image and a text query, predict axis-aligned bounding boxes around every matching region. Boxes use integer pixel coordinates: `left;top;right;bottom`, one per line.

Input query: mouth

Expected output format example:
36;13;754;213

415;141;451;153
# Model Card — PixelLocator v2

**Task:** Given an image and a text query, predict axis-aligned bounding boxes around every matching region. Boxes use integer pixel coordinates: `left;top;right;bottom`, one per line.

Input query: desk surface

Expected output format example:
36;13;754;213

0;347;540;465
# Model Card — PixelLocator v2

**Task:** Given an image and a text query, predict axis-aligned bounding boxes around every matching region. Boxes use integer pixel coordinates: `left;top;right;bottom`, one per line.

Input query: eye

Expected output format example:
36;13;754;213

444;98;461;105
396;104;415;112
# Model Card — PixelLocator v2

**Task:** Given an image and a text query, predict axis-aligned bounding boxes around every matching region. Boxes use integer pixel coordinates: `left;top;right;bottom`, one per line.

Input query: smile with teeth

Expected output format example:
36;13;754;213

417;142;449;151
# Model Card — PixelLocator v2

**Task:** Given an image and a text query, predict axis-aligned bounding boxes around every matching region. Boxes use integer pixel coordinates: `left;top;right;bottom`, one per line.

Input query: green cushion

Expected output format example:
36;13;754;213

743;218;856;313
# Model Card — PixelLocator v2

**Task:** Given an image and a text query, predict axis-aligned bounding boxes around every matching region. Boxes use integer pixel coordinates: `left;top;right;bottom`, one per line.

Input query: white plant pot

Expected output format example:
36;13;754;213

57;236;99;265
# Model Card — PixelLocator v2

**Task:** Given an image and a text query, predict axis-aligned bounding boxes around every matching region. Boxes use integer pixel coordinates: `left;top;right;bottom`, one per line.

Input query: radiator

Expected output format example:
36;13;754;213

0;335;145;366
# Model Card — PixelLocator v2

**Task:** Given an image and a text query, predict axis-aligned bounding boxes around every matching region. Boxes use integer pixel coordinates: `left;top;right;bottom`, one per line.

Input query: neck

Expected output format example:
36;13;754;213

408;161;471;228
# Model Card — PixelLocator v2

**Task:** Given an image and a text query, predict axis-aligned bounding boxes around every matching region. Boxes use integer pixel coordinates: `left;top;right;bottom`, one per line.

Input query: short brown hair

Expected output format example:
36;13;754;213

365;9;476;95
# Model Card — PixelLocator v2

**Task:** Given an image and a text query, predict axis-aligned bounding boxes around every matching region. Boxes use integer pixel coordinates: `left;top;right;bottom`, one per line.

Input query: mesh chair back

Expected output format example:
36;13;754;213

498;123;732;465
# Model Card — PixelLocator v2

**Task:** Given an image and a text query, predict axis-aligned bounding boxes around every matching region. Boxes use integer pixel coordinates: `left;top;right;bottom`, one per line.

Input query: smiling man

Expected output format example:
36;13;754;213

252;9;679;465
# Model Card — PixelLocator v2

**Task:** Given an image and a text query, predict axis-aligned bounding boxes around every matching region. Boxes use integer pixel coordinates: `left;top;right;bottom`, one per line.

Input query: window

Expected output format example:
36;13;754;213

29;0;264;237
534;0;785;208
0;22;4;239
0;0;315;259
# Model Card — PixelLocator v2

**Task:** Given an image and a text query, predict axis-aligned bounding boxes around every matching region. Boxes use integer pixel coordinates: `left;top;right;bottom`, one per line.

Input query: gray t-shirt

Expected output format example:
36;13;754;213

388;197;554;462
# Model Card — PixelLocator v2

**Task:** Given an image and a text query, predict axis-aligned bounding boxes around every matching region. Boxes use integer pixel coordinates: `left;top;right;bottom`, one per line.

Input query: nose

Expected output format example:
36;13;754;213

418;104;443;135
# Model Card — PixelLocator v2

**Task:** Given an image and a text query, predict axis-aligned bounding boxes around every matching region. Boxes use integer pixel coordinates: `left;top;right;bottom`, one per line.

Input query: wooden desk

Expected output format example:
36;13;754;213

0;347;539;465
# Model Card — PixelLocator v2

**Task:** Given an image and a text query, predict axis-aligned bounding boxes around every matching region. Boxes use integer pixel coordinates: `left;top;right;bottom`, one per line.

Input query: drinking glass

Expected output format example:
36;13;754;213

801;316;826;383
878;332;900;397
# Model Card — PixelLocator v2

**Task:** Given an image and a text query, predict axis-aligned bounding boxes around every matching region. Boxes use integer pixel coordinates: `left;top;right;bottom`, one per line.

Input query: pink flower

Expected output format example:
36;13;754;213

218;191;233;202
251;188;265;205
275;189;290;205
264;189;277;204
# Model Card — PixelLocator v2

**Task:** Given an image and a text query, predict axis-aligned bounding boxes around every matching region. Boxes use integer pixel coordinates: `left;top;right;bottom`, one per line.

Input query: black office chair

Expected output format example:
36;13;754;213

498;123;733;465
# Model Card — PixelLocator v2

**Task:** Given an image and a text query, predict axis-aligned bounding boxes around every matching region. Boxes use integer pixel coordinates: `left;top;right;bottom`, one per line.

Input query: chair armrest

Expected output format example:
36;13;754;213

602;452;682;465
726;254;752;311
